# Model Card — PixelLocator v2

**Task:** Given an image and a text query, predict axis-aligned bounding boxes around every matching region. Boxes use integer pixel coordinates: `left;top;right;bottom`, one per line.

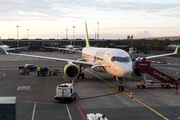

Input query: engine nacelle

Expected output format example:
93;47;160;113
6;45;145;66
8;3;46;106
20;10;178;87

131;68;142;78
64;64;79;79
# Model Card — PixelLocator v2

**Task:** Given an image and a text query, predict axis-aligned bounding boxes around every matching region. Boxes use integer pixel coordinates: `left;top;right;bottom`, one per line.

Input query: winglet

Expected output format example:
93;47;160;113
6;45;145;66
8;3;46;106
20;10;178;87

2;47;8;55
85;22;90;48
174;46;178;54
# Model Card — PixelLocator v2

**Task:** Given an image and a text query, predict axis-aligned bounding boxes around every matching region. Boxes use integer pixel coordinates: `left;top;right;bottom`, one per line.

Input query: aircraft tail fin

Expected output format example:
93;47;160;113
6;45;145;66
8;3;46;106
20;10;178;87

0;36;2;45
174;46;178;54
2;47;8;55
85;22;90;48
70;37;72;46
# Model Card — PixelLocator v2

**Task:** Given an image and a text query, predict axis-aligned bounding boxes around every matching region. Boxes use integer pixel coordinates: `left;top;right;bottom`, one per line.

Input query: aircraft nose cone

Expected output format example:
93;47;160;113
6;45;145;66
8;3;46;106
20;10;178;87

117;63;132;77
122;67;132;77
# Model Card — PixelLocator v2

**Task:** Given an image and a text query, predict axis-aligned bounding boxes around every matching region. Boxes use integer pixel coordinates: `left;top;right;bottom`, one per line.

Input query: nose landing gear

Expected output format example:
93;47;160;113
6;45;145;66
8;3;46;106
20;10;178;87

115;77;127;91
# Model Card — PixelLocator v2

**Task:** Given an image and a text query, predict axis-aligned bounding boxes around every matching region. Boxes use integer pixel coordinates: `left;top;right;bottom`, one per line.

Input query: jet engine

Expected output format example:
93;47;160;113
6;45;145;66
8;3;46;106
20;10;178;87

64;64;79;79
131;68;142;78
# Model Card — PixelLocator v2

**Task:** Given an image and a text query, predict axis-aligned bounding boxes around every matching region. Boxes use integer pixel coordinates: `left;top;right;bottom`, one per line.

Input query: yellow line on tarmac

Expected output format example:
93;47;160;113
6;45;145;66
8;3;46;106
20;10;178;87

85;69;117;89
10;56;23;61
85;69;169;120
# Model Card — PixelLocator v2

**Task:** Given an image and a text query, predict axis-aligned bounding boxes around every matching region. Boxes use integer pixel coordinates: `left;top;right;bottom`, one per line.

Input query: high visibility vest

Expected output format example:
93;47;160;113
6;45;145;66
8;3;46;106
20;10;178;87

37;67;40;71
49;67;51;71
116;77;118;81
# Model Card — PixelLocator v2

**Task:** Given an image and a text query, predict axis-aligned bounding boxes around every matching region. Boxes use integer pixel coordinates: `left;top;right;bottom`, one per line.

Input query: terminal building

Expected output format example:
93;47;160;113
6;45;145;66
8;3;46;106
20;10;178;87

1;36;180;53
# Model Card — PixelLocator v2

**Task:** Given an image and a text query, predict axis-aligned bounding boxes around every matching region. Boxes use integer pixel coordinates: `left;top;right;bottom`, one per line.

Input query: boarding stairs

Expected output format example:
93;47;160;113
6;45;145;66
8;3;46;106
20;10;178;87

135;61;177;88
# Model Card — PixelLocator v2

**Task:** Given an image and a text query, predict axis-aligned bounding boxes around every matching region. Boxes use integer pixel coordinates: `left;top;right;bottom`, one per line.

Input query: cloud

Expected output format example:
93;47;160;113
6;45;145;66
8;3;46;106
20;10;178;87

0;0;180;21
135;30;151;38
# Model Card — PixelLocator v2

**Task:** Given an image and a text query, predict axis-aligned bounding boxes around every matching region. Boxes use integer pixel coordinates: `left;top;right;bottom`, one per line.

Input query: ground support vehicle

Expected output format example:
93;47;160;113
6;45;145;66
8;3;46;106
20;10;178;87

40;67;48;76
135;75;174;89
17;64;37;72
54;83;76;102
19;68;29;75
135;61;176;89
52;69;60;76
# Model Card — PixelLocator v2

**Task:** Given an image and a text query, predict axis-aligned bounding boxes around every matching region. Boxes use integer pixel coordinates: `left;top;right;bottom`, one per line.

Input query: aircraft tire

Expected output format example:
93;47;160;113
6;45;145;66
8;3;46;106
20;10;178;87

81;73;84;79
166;85;170;89
142;85;146;89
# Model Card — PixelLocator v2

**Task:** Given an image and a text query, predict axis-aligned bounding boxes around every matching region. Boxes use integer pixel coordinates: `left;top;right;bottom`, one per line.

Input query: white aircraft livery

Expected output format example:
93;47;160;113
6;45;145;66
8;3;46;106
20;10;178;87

3;23;178;89
0;37;29;52
43;39;82;53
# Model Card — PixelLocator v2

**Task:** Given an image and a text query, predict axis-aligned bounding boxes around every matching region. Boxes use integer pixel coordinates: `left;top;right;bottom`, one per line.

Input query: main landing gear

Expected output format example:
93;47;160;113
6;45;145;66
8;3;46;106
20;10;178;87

77;65;86;79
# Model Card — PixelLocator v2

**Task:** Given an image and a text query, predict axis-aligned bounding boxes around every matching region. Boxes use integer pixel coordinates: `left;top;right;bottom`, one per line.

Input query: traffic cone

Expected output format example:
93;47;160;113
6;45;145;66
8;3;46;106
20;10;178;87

3;73;5;78
177;71;179;75
130;91;133;98
72;79;74;86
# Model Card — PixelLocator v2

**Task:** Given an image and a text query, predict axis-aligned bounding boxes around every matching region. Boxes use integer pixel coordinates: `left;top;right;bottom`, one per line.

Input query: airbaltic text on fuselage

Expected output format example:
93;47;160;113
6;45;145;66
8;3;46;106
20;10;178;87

153;71;169;81
95;50;105;57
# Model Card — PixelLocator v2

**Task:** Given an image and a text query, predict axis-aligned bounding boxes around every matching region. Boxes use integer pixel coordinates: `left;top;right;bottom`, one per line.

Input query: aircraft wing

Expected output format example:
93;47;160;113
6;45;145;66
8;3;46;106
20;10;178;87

43;45;82;52
43;46;60;50
5;46;30;51
136;46;178;60
73;47;82;51
59;48;82;52
3;48;94;67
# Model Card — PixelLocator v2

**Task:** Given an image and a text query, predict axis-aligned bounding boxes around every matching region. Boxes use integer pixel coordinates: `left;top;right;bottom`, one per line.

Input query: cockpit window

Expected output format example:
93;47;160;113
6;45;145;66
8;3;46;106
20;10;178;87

111;56;131;62
124;57;131;62
117;57;124;62
111;56;117;62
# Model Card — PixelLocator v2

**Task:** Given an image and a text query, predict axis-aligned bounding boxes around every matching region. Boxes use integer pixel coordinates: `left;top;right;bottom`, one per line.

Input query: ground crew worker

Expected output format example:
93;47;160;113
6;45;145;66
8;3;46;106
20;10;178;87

116;77;121;91
175;79;179;94
49;66;51;76
37;66;40;77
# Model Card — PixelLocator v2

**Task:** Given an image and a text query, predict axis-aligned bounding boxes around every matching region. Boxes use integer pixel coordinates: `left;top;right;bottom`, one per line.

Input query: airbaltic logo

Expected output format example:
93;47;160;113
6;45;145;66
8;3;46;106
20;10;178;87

95;50;105;57
153;71;169;81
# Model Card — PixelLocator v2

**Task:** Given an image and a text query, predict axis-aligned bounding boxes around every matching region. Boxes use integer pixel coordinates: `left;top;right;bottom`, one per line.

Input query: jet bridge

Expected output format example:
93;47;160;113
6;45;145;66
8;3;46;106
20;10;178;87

135;61;177;88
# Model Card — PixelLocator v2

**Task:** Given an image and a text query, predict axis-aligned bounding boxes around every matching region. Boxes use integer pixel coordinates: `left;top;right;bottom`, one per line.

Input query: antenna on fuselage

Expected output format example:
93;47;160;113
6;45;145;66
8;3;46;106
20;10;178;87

85;22;90;48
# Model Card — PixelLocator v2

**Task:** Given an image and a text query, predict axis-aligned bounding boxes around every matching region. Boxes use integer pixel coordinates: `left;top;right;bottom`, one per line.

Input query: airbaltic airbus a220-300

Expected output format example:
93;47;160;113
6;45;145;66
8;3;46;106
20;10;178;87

3;23;178;89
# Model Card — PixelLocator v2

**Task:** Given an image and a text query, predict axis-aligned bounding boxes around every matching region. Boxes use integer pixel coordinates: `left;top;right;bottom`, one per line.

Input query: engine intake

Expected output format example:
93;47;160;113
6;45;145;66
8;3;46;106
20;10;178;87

64;64;79;79
131;68;142;78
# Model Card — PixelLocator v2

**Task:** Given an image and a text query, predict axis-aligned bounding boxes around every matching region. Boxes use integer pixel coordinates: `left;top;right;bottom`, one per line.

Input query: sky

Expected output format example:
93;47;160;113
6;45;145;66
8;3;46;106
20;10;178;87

0;0;180;39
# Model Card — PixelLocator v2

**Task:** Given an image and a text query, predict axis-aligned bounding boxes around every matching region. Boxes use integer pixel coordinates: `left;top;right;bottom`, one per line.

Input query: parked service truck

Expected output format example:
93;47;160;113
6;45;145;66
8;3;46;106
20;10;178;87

54;83;76;102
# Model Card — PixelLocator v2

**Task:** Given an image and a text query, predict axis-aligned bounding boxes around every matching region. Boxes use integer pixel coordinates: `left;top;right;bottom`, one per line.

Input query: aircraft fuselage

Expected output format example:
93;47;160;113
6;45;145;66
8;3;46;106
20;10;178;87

82;47;133;77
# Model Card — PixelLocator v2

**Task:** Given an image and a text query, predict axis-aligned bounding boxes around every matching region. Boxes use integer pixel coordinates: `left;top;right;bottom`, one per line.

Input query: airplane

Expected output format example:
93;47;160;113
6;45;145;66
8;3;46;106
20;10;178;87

43;39;82;53
2;23;178;90
0;37;30;53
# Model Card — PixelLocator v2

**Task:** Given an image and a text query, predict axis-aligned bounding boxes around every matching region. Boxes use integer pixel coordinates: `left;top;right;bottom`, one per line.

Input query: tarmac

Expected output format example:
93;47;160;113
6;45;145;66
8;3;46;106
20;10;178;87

0;51;180;120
